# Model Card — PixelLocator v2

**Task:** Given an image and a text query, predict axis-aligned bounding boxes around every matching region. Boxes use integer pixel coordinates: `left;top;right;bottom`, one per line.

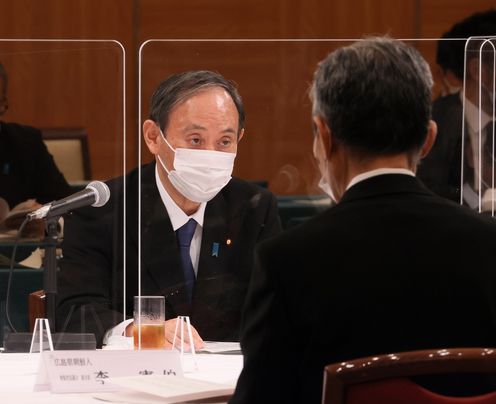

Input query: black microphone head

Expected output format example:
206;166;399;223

86;181;110;207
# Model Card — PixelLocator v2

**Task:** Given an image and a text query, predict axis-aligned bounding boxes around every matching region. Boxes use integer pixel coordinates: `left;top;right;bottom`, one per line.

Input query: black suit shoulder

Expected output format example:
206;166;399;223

233;176;496;403
0;121;57;163
1;120;43;140
0;121;47;163
432;93;462;127
70;166;279;228
80;163;153;213
223;177;277;213
265;178;496;249
430;93;463;145
417;93;464;201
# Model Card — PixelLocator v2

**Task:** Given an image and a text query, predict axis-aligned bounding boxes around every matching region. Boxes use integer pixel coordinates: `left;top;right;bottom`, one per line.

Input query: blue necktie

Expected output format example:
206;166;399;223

176;218;197;302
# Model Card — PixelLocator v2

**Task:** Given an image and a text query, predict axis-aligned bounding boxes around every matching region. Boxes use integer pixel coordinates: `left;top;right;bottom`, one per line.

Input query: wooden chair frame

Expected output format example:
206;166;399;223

41;127;91;181
323;348;496;404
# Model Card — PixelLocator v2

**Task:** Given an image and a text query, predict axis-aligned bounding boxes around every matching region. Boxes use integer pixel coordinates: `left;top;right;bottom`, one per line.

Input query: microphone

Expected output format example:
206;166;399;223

27;180;110;221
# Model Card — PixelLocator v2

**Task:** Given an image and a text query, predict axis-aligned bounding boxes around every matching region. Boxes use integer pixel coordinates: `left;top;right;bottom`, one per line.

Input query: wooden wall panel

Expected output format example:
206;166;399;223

0;0;493;194
137;0;417;40
137;0;418;194
0;0;135;181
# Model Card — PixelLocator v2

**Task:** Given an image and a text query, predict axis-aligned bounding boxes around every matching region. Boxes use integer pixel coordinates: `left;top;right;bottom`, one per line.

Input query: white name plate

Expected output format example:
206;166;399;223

34;349;183;393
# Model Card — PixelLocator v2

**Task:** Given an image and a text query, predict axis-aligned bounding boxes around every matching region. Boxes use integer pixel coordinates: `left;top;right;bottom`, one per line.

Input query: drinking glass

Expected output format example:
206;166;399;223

133;295;166;349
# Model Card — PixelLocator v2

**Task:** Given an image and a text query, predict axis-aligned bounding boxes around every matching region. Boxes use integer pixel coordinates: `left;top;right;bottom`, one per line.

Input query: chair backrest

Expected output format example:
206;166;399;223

41;127;91;182
323;348;496;404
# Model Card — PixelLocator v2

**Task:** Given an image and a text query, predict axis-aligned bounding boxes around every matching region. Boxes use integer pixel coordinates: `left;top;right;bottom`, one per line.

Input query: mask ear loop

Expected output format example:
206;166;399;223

156;154;172;176
156;125;175;175
157;125;176;153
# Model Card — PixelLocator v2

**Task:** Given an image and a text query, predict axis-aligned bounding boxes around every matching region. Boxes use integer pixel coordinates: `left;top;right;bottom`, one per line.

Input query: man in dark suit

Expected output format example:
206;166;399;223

56;70;281;348
231;38;496;404
0;62;70;210
417;10;496;206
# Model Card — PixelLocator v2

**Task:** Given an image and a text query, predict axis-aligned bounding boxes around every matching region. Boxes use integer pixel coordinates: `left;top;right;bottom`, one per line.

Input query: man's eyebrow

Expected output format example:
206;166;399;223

182;124;207;132
221;128;237;135
181;124;237;135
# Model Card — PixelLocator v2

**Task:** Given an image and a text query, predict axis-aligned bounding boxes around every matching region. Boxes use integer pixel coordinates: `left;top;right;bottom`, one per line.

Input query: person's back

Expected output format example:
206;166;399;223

0;121;70;208
231;37;496;404
236;175;496;403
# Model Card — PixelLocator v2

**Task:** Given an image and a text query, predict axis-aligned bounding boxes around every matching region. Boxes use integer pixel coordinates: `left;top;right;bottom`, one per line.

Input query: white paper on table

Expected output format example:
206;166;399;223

33;354;50;392
102;336;134;350
199;342;241;354
33;349;183;393
95;375;234;403
92;390;175;404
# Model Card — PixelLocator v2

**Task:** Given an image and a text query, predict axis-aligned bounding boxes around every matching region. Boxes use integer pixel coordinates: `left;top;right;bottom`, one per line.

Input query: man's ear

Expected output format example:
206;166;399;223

143;119;161;155
238;128;244;142
420;120;438;159
313;116;332;159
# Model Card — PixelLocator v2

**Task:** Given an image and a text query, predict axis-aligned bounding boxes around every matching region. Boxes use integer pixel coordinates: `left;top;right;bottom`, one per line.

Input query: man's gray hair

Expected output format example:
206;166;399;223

310;37;433;155
149;70;245;136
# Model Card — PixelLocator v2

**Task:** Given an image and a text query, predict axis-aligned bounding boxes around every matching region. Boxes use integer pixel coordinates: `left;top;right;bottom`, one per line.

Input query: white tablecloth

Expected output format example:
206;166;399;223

0;352;243;403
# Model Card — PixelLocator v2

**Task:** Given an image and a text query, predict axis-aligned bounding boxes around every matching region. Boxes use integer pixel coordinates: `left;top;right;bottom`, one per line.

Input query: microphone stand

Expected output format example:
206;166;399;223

43;216;60;330
2;214;97;352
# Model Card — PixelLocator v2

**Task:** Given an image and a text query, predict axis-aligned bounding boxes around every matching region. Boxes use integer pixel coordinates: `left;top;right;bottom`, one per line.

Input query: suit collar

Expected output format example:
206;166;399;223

340;174;433;204
154;164;207;230
347;168;415;191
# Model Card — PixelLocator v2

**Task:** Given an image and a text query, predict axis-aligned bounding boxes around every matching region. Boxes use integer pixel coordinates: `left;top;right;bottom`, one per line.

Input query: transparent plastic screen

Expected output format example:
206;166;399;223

0;39;126;349
135;39;457;352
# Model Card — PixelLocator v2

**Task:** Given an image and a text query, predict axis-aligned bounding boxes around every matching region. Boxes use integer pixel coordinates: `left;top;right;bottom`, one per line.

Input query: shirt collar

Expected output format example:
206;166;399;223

155;165;206;231
347;168;415;190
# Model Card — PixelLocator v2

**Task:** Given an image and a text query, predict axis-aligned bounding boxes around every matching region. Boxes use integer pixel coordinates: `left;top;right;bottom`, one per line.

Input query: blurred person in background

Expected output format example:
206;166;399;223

0;61;71;237
417;10;496;208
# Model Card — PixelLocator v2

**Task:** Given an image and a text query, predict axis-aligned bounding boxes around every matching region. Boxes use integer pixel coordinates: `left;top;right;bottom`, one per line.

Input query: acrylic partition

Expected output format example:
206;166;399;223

460;37;496;214
134;38;482;350
0;39;126;349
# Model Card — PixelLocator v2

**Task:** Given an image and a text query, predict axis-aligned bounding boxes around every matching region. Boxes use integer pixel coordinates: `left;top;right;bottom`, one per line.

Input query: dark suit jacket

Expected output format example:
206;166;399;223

56;163;281;346
231;174;496;404
0;121;71;208
417;93;464;202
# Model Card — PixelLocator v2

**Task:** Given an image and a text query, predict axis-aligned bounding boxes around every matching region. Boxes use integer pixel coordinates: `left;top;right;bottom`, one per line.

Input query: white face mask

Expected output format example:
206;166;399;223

157;130;236;203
